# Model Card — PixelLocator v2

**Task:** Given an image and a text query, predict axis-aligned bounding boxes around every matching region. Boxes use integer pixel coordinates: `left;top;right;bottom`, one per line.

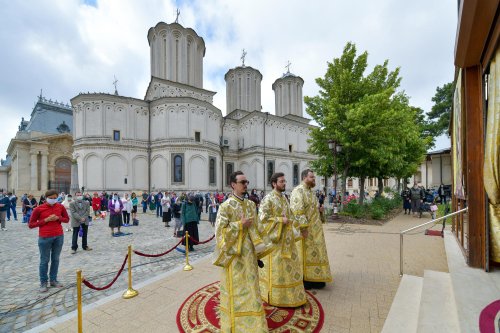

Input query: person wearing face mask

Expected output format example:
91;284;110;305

29;189;70;293
69;192;92;254
108;193;124;236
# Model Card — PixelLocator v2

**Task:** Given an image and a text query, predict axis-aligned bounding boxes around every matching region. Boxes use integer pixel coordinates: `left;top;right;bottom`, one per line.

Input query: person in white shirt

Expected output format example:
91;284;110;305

121;193;132;226
62;195;73;232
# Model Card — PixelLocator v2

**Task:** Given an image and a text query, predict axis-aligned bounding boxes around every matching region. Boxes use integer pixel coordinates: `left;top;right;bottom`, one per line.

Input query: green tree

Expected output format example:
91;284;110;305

305;42;427;204
427;82;454;137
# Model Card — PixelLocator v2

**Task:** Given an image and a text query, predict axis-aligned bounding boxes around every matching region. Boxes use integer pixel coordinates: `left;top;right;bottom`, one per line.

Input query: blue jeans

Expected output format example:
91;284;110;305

156;203;162;217
38;235;64;284
7;205;17;220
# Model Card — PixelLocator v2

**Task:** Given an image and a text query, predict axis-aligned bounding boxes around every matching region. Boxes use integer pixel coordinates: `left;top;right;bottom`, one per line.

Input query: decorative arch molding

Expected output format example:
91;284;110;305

50;154;72;167
151;155;168;190
250;158;263;167
83;152;101;165
132;155;148;163
188;154;207;165
278;161;291;171
239;161;251;174
188;154;207;188
104;153;128;190
132;155;149;191
83;153;103;190
151;154;168;164
104;153;128;175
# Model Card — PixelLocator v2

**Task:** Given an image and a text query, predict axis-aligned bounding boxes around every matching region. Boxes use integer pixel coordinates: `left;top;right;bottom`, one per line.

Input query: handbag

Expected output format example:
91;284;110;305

176;230;184;237
78;225;83;237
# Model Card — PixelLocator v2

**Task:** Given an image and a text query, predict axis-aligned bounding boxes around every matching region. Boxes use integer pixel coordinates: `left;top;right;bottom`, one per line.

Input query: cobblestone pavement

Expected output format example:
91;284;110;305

38;211;450;333
0;209;215;332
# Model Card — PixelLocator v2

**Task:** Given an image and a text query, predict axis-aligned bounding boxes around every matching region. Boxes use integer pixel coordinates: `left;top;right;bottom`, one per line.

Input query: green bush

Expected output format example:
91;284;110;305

338;193;401;221
370;206;385;219
341;200;365;218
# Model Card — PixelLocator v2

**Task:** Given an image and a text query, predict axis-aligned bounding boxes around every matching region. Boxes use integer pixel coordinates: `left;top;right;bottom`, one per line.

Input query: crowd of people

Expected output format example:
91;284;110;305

401;182;448;218
0;168;334;310
0;187;262;294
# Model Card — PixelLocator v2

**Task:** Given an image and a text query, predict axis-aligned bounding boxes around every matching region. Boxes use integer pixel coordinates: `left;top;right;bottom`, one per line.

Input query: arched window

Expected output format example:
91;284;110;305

225;162;234;186
209;157;216;185
293;164;299;186
173;155;183;183
267;160;275;185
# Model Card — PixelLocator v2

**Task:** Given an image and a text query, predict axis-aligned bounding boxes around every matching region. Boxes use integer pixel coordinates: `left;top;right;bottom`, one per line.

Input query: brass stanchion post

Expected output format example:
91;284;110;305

122;245;139;299
183;231;193;271
77;270;83;333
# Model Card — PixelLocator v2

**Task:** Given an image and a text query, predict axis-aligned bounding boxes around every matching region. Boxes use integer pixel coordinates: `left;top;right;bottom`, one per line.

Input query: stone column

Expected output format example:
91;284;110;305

40;152;48;191
70;161;79;194
30;152;38;191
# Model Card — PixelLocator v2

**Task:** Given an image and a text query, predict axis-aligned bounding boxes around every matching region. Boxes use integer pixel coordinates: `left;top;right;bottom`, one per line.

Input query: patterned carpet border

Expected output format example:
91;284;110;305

176;281;324;332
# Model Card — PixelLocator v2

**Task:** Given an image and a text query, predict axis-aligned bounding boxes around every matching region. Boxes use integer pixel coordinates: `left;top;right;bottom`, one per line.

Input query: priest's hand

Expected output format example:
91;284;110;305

282;213;290;225
241;213;252;228
301;228;309;239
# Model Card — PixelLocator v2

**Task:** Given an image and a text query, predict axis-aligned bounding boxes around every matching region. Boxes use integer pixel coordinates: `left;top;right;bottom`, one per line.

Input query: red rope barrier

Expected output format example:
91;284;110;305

133;238;184;258
189;234;215;245
82;254;128;291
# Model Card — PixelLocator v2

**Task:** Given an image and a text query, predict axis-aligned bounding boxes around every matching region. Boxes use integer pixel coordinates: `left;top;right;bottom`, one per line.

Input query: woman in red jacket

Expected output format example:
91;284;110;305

91;192;102;219
29;189;70;293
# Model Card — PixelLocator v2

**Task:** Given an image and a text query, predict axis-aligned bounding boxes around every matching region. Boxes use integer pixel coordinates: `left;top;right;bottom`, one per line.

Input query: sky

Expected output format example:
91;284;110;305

0;0;457;159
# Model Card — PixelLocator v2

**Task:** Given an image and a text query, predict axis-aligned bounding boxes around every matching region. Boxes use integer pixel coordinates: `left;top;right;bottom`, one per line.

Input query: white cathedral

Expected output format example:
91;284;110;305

70;21;316;193
1;20;409;198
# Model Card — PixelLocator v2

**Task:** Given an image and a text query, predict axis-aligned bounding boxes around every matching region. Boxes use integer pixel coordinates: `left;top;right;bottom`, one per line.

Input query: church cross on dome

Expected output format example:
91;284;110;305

175;8;180;23
285;61;291;74
113;75;119;95
241;49;247;67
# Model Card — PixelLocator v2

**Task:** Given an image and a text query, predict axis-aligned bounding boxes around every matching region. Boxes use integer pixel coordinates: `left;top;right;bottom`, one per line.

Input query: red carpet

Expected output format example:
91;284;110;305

176;281;324;332
479;299;500;333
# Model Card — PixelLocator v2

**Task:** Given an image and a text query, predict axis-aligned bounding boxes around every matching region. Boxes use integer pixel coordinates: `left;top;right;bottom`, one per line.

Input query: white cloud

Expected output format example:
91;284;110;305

0;0;455;158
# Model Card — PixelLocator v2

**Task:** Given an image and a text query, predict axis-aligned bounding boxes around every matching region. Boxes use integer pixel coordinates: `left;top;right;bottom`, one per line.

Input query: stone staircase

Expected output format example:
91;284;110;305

381;231;500;333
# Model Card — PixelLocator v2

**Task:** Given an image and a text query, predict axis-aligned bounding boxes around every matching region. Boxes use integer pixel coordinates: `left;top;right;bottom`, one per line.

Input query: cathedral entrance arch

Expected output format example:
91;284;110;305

52;158;71;194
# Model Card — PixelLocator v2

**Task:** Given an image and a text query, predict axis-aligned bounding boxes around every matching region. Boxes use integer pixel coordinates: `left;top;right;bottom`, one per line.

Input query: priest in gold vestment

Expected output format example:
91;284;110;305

258;172;307;307
290;169;332;289
213;171;270;332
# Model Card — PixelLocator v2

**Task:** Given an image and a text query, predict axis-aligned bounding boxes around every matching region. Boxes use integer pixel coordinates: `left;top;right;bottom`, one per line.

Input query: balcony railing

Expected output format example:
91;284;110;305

399;207;469;276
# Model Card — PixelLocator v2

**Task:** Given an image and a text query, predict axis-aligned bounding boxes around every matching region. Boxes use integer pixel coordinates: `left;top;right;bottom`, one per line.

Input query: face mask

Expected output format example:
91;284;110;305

47;198;58;205
113;196;118;200
77;196;83;200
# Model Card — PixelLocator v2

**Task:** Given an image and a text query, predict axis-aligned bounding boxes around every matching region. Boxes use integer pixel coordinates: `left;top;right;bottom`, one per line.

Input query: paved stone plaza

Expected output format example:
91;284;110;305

0;208;448;333
20;211;449;333
0;209;215;332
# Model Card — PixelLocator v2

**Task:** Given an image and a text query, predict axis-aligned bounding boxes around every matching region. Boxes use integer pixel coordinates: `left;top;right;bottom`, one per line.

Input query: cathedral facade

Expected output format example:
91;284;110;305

2;97;74;198
71;21;316;193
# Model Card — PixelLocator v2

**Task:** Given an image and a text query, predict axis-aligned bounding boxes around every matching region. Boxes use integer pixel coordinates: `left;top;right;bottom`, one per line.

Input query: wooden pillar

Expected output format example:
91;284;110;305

464;65;486;268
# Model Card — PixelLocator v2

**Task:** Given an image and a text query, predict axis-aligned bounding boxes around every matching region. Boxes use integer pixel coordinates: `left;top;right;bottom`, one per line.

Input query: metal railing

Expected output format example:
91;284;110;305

399;207;468;276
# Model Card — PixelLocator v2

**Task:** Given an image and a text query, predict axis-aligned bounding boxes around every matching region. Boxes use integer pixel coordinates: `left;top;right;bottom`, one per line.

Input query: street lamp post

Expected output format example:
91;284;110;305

328;140;342;220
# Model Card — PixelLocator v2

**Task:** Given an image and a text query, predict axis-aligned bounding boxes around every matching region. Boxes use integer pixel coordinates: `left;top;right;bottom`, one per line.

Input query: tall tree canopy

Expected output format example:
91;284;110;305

427;82;454;138
305;42;429;203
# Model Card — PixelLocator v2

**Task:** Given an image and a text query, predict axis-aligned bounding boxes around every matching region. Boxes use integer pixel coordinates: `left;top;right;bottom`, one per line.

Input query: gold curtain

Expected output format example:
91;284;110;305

484;47;500;263
453;70;465;199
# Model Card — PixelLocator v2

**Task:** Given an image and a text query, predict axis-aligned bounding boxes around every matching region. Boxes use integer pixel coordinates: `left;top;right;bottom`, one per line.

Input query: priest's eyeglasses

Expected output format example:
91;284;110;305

236;180;250;185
